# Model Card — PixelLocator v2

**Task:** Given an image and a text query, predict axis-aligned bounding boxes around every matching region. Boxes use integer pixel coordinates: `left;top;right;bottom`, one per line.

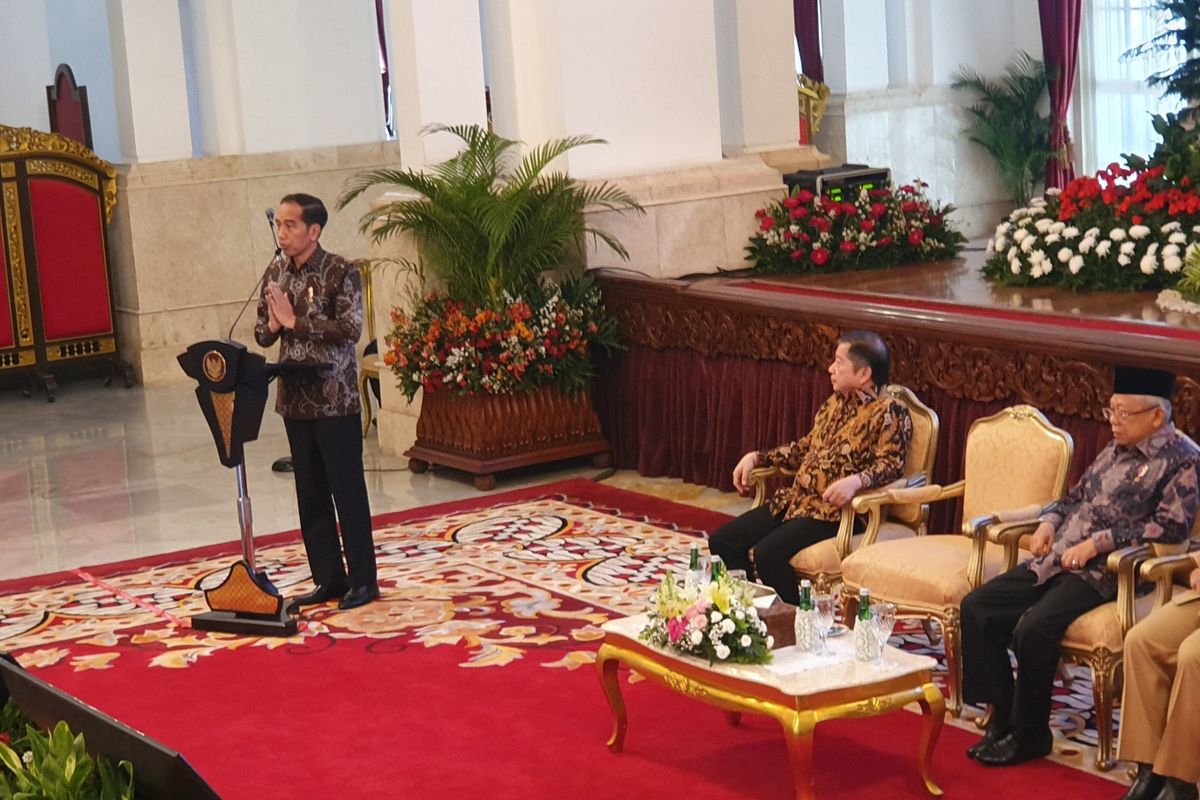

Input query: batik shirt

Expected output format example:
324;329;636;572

757;388;912;523
254;245;363;420
1033;423;1200;600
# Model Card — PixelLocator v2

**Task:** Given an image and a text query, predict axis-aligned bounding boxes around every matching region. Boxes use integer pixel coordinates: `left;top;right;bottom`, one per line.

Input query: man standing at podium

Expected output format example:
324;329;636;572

255;193;379;611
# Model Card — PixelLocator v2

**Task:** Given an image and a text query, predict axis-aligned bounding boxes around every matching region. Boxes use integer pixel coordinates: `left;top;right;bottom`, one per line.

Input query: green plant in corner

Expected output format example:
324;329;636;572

951;51;1059;208
0;709;134;800
1122;0;1200;124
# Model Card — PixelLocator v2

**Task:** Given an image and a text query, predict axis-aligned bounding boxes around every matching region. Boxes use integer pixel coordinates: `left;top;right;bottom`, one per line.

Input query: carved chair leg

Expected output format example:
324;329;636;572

1089;655;1120;771
940;611;964;717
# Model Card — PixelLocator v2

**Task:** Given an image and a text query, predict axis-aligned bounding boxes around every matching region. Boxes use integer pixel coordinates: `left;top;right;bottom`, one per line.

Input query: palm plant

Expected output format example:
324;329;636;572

337;123;643;307
951;51;1059;207
1123;0;1200;123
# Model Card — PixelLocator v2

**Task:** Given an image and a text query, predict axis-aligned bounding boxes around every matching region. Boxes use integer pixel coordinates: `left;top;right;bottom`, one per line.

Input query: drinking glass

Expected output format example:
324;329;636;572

871;602;897;668
813;594;835;656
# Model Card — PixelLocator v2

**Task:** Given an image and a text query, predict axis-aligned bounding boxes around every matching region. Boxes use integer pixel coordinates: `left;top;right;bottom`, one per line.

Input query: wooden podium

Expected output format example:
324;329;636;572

178;339;325;636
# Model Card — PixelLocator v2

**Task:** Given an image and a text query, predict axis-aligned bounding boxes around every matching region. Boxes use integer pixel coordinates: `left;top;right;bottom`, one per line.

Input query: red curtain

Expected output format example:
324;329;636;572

1038;0;1083;188
595;345;1111;534
793;0;824;83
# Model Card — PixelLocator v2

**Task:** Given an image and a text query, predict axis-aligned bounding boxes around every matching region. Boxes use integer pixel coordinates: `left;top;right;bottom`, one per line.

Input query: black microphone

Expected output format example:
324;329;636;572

226;209;284;340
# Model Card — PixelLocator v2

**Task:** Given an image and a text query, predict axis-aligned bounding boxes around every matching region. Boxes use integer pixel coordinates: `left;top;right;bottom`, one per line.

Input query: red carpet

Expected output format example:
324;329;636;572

1;478;1124;799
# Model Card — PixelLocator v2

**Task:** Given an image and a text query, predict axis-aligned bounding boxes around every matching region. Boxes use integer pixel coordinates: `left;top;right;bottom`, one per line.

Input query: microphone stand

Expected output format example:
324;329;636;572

226;209;284;340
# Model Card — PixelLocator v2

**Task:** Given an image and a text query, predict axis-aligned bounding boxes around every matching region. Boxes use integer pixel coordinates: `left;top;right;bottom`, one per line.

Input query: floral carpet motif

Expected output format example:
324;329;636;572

0;479;717;674
0;477;1114;780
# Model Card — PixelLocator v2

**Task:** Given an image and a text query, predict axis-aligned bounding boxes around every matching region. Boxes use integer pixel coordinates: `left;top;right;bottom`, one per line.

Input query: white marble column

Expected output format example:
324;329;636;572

0;2;52;130
714;0;801;157
179;0;244;156
106;0;193;162
820;0;890;95
384;0;488;168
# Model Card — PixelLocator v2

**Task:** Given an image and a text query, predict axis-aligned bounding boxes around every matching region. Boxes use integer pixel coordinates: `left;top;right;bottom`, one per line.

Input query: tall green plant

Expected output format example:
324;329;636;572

951;51;1059;207
1122;0;1200;123
337;124;643;307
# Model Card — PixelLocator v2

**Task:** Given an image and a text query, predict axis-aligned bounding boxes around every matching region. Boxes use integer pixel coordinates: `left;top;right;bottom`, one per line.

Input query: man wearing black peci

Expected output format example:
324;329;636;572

255;193;378;611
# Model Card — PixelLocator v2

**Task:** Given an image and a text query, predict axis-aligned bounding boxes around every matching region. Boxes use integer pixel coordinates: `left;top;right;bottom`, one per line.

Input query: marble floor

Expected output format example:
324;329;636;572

0;379;750;583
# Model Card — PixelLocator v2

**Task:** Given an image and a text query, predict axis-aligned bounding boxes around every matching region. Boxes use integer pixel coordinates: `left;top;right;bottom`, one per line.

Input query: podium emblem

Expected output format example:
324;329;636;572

203;350;227;382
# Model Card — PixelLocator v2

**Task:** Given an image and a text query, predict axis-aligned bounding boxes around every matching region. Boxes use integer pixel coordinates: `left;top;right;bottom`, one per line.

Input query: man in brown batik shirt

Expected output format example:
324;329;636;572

255;193;378;611
709;331;912;605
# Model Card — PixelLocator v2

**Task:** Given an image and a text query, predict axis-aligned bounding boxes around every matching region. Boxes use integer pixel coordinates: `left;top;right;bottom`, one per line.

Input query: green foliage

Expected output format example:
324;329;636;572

1122;0;1200;123
1176;242;1200;300
951;51;1059;207
338;124;644;308
0;705;134;800
1124;112;1200;185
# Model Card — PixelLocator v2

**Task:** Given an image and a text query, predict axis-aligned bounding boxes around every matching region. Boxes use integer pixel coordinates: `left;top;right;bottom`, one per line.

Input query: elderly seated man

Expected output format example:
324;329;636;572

960;366;1200;767
708;330;912;605
1118;550;1200;800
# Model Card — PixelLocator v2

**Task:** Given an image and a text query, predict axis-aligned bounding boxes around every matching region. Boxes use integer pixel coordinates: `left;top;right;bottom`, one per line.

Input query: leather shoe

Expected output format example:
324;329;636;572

1153;778;1199;800
1122;763;1165;800
974;730;1053;767
967;723;1011;760
338;584;380;610
287;583;348;610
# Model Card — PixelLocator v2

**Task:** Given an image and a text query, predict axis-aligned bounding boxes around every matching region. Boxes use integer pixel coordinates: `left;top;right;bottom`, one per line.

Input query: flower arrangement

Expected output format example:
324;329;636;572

383;276;620;399
0;700;134;799
745;181;966;274
983;162;1200;290
638;570;773;665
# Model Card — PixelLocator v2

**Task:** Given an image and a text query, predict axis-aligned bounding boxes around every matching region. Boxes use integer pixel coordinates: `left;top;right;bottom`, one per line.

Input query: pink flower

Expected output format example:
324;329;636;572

667;617;686;642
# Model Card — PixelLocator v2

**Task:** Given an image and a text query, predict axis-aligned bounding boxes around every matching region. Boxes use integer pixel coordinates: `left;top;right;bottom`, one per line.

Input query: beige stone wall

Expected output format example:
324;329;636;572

108;141;402;385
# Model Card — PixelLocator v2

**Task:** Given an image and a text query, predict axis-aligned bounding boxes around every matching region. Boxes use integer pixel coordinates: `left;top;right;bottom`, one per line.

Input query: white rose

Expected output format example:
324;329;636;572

1079;237;1095;254
1044;233;1061;245
1012;227;1029;242
1095;240;1113;257
997;222;1011;236
1163;244;1180;257
723;618;735;633
1162;221;1181;233
1068;255;1084;274
995;236;1008;251
1030;264;1044;278
734;609;744;620
1010;261;1021;275
1035;218;1053;233
1148;242;1159;255
1110;228;1127;241
1120;241;1136;255
710;611;722;624
715;644;730;660
1062;226;1079;239
1020;236;1035;253
1118;254;1131;266
690;629;703;645
1140;254;1158;274
1007;246;1019;260
1049;221;1066;234
1165;255;1184;273
1130;225;1151;239
1170;232;1188;245
1057;247;1073;263
740;634;752;647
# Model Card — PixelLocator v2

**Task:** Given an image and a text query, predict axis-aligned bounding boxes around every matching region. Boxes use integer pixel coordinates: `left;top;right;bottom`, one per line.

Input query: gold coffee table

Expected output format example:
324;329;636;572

596;614;944;800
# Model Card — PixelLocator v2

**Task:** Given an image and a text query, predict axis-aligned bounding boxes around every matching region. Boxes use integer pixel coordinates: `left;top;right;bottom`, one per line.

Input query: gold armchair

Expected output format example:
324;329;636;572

839;405;1074;714
356;260;385;437
1051;492;1200;769
747;384;939;594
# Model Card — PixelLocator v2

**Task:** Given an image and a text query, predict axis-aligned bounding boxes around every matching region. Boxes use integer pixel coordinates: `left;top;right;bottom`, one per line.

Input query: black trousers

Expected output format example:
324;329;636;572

708;505;839;605
284;414;376;590
960;563;1105;736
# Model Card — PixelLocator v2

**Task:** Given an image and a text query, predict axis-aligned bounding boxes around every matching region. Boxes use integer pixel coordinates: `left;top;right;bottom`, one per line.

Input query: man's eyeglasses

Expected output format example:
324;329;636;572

1101;406;1157;422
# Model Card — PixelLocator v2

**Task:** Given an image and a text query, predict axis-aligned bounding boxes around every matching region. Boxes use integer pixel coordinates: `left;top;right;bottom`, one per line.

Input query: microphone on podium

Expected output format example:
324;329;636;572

226;209;284;340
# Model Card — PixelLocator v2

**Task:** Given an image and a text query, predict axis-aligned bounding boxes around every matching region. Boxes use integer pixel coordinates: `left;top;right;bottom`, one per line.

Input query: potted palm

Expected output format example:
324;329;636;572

337;124;643;489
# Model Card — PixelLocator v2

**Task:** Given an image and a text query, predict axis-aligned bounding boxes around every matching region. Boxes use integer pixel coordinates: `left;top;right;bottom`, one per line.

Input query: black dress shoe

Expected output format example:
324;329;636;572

338;584;380;610
1154;778;1200;800
974;730;1053;767
967;724;1011;760
271;457;294;473
287;583;348;610
1122;763;1165;800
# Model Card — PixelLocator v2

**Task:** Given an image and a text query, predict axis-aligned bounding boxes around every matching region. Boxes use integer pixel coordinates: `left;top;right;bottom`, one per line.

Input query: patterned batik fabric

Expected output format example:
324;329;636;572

758;388;913;523
254;245;362;420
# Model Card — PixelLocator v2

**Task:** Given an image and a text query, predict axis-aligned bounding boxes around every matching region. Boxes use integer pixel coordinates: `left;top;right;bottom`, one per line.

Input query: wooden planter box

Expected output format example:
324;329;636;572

404;385;611;489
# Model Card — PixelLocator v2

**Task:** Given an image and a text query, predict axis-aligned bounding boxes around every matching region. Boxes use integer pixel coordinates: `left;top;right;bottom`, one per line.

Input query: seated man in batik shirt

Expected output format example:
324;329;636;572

961;366;1200;768
709;331;913;605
